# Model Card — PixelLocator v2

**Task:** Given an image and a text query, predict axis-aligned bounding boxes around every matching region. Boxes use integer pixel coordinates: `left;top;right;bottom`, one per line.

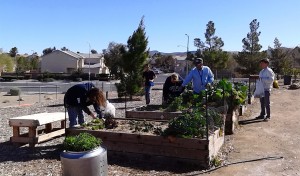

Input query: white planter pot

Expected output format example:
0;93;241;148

60;146;108;176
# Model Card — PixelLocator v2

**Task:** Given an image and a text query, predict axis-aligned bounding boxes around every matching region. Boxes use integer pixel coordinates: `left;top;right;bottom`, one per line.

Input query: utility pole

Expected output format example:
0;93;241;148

185;34;190;76
88;42;91;82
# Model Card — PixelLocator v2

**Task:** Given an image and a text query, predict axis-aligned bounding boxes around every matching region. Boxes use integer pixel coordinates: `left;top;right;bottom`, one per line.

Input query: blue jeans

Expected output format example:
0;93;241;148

145;86;151;104
67;106;84;127
260;91;270;117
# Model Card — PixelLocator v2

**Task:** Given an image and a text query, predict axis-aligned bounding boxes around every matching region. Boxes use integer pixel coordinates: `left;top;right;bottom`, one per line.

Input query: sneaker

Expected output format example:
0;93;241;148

263;118;269;122
255;115;265;119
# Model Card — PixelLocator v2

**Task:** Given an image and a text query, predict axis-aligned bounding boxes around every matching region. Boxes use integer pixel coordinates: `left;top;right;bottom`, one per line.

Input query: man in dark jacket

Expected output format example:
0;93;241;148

64;82;103;127
163;73;184;105
142;64;156;105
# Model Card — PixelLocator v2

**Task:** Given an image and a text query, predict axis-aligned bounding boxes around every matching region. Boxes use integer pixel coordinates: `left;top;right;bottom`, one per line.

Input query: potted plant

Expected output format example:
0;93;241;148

60;132;108;176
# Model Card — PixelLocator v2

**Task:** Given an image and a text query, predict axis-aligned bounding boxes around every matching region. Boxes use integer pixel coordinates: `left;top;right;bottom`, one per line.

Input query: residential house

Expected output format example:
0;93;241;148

174;55;192;78
40;50;109;74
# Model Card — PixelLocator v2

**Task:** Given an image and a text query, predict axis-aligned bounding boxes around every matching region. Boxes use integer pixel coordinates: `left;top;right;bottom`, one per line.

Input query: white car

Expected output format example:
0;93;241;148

153;69;162;74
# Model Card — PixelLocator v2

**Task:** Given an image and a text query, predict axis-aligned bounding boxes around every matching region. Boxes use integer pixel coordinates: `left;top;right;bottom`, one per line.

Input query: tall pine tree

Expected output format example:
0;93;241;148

194;21;229;71
234;19;267;75
116;16;149;99
268;37;291;75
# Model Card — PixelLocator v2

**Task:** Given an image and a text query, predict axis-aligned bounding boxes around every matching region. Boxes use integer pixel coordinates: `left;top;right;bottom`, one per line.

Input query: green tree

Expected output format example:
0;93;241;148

269;37;291;75
61;47;69;51
234;19;267;75
15;56;29;73
0;54;14;72
42;47;56;55
91;49;98;54
9;47;18;57
103;42;126;79
194;21;229;70
117;16;149;99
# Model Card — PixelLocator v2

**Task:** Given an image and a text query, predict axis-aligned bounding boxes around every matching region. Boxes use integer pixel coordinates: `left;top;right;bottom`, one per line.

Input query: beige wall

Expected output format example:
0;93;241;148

41;51;79;73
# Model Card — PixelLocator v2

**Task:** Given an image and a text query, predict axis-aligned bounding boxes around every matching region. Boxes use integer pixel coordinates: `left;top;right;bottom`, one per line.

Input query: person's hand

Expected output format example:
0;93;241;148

90;113;97;119
206;83;211;89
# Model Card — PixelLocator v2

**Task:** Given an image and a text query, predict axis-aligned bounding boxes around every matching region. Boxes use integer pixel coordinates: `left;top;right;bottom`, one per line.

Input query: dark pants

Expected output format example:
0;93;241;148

260;91;270;118
145;86;151;104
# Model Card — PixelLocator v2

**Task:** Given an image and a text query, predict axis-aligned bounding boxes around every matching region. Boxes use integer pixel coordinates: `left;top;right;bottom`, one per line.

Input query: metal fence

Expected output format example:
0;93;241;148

0;81;118;107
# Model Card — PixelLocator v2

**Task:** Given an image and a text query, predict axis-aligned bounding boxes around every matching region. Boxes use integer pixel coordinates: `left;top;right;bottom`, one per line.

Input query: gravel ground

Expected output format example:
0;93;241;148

1;86;200;176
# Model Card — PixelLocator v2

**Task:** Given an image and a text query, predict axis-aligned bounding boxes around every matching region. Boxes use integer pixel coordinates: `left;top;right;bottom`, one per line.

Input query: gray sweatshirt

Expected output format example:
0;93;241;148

259;67;275;91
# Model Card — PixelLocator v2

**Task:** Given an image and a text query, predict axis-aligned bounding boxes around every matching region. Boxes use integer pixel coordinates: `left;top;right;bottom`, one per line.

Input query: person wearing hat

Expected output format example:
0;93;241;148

257;58;275;121
180;58;214;94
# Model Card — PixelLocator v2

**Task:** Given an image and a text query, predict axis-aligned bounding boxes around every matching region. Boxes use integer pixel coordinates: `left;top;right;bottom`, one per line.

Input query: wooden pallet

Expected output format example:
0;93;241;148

9;112;68;147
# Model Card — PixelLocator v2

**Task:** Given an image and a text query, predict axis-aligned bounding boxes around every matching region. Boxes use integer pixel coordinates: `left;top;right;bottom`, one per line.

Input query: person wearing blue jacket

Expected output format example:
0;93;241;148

64;82;107;127
181;58;214;94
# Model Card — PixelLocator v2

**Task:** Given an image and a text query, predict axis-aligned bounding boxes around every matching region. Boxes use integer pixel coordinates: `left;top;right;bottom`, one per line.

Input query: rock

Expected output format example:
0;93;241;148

289;83;300;90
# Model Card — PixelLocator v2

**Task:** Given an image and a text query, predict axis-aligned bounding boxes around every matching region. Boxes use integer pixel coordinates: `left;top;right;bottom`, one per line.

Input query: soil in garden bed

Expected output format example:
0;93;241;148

80;119;169;136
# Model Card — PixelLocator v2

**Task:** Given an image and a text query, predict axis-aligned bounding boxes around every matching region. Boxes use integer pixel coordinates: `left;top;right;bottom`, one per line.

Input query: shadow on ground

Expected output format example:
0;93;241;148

239;118;265;125
0;141;62;162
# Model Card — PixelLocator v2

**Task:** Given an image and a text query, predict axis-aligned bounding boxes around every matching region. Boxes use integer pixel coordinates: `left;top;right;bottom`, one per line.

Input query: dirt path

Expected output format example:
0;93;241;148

202;85;300;176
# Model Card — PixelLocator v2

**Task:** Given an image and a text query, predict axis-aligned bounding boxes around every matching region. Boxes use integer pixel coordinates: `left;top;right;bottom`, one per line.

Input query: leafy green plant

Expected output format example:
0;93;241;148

163;107;206;138
63;132;102;152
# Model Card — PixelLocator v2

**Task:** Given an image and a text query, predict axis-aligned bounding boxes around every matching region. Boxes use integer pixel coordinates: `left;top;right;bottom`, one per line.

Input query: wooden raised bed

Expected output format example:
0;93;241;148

126;105;182;120
66;127;224;168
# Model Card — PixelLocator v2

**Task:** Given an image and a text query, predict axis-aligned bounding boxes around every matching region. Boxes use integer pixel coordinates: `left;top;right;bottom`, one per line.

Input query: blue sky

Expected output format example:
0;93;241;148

1;0;300;55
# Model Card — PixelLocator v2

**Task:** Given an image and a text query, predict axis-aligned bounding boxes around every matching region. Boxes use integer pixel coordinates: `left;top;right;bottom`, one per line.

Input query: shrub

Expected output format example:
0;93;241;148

63;132;102;152
8;87;21;96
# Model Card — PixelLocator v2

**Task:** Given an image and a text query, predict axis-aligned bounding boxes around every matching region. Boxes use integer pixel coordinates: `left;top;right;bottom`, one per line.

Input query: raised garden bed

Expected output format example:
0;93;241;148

126;105;182;120
66;119;224;169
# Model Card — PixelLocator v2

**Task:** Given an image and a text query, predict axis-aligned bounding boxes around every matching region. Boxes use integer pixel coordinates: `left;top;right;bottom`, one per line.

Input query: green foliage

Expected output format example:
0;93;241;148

210;157;222;167
194;21;229;70
103;42;126;79
0;54;14;72
163;108;206;138
234;19;267;75
269;38;293;75
63;132;102;152
42;47;56;55
8;87;21;96
117;16;149;99
9;47;18;57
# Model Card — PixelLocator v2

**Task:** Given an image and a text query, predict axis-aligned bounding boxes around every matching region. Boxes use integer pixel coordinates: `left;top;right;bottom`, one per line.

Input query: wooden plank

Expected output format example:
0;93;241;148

9;112;68;127
37;128;65;143
108;151;209;168
102;140;209;160
61;120;66;128
12;126;20;137
45;123;53;133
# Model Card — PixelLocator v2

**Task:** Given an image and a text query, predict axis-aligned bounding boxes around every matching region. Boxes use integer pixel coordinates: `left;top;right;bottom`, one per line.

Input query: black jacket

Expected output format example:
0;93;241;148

64;83;101;115
163;76;184;103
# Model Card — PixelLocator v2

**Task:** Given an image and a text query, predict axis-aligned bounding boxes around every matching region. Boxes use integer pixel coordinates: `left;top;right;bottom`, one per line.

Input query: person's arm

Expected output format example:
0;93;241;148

80;97;96;118
207;67;214;84
182;70;193;87
93;104;102;118
262;69;275;84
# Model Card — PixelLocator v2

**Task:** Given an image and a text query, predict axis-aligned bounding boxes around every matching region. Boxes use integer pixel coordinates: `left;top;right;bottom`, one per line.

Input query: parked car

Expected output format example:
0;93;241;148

153;69;162;74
